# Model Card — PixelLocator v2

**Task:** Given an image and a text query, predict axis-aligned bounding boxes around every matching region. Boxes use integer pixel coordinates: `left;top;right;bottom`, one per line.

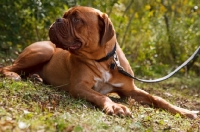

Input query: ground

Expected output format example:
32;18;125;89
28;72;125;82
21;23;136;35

0;77;199;131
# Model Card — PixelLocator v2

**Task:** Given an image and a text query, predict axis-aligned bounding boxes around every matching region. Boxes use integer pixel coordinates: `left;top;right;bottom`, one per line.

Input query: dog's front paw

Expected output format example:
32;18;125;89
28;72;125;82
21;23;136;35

175;106;199;119
183;110;199;119
103;101;132;117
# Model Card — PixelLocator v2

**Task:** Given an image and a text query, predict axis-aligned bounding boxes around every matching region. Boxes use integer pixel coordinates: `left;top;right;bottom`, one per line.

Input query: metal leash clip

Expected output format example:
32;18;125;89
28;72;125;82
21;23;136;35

113;52;125;71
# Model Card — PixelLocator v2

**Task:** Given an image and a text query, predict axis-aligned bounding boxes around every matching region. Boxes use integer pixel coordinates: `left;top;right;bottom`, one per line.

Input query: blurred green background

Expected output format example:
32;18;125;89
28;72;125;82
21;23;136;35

0;0;200;77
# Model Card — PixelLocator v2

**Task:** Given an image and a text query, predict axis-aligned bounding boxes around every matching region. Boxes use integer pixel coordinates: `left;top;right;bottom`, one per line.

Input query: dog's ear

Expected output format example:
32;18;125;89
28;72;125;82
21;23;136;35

98;13;115;46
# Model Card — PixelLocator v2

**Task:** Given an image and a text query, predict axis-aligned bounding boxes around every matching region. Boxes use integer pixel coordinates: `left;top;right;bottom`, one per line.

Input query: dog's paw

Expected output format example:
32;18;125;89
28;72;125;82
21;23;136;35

103;102;132;117
183;110;199;119
3;72;21;81
177;106;199;119
29;74;43;83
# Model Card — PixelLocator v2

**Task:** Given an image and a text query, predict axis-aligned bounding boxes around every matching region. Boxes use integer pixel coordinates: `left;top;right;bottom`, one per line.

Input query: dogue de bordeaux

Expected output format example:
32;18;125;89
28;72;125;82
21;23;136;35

0;6;198;119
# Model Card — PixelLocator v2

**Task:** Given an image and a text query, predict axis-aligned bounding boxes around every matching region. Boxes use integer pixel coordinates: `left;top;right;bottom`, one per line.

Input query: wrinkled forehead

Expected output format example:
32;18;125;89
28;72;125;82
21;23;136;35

63;6;102;18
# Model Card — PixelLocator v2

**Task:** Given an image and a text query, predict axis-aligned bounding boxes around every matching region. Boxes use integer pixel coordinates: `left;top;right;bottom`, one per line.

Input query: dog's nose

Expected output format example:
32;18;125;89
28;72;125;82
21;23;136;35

56;18;63;22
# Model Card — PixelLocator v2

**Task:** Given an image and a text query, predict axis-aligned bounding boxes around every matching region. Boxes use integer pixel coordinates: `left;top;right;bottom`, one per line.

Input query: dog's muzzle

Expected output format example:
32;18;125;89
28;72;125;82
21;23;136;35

49;18;82;51
49;19;63;48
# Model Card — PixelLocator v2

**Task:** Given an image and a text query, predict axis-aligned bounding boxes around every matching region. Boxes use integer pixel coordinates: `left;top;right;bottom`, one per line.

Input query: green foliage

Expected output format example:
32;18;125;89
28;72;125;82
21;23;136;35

0;0;68;52
108;0;200;77
0;0;200;76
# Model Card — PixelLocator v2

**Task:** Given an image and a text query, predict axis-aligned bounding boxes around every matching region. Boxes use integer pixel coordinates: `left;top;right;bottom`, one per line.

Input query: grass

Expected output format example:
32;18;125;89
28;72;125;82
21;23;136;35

0;77;200;131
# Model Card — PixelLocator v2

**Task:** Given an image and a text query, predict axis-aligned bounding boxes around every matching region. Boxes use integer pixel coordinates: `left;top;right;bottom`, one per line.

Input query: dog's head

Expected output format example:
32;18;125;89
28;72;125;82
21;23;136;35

49;6;115;60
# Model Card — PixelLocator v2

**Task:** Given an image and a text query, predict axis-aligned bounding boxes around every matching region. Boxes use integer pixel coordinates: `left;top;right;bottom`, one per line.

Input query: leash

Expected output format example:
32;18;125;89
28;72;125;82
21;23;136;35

112;46;200;83
53;45;200;88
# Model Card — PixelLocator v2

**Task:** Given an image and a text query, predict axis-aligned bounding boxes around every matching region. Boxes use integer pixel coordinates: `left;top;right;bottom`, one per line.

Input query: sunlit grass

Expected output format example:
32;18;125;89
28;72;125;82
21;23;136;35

0;77;199;131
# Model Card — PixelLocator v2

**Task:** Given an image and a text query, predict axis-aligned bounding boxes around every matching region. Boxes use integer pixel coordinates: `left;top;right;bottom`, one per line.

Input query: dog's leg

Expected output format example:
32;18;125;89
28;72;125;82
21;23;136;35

118;84;199;119
0;41;56;80
69;80;132;116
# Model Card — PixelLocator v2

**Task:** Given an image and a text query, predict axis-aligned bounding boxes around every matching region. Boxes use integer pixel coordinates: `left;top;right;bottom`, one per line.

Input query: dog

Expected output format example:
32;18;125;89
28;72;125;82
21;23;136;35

0;6;198;119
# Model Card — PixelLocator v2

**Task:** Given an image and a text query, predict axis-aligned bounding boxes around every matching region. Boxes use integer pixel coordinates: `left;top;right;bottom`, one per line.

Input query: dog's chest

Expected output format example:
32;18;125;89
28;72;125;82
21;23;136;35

93;68;123;95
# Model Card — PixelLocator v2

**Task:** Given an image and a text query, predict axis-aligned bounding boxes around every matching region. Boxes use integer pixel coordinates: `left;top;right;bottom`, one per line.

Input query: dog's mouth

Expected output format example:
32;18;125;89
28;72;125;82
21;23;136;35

65;41;82;51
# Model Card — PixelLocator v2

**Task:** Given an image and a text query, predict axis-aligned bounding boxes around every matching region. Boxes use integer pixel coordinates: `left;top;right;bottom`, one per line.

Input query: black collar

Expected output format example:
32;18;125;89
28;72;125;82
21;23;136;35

96;44;116;62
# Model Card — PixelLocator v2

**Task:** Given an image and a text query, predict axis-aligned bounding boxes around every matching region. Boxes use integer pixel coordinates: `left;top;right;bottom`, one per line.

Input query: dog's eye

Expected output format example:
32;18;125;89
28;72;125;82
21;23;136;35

73;18;81;23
